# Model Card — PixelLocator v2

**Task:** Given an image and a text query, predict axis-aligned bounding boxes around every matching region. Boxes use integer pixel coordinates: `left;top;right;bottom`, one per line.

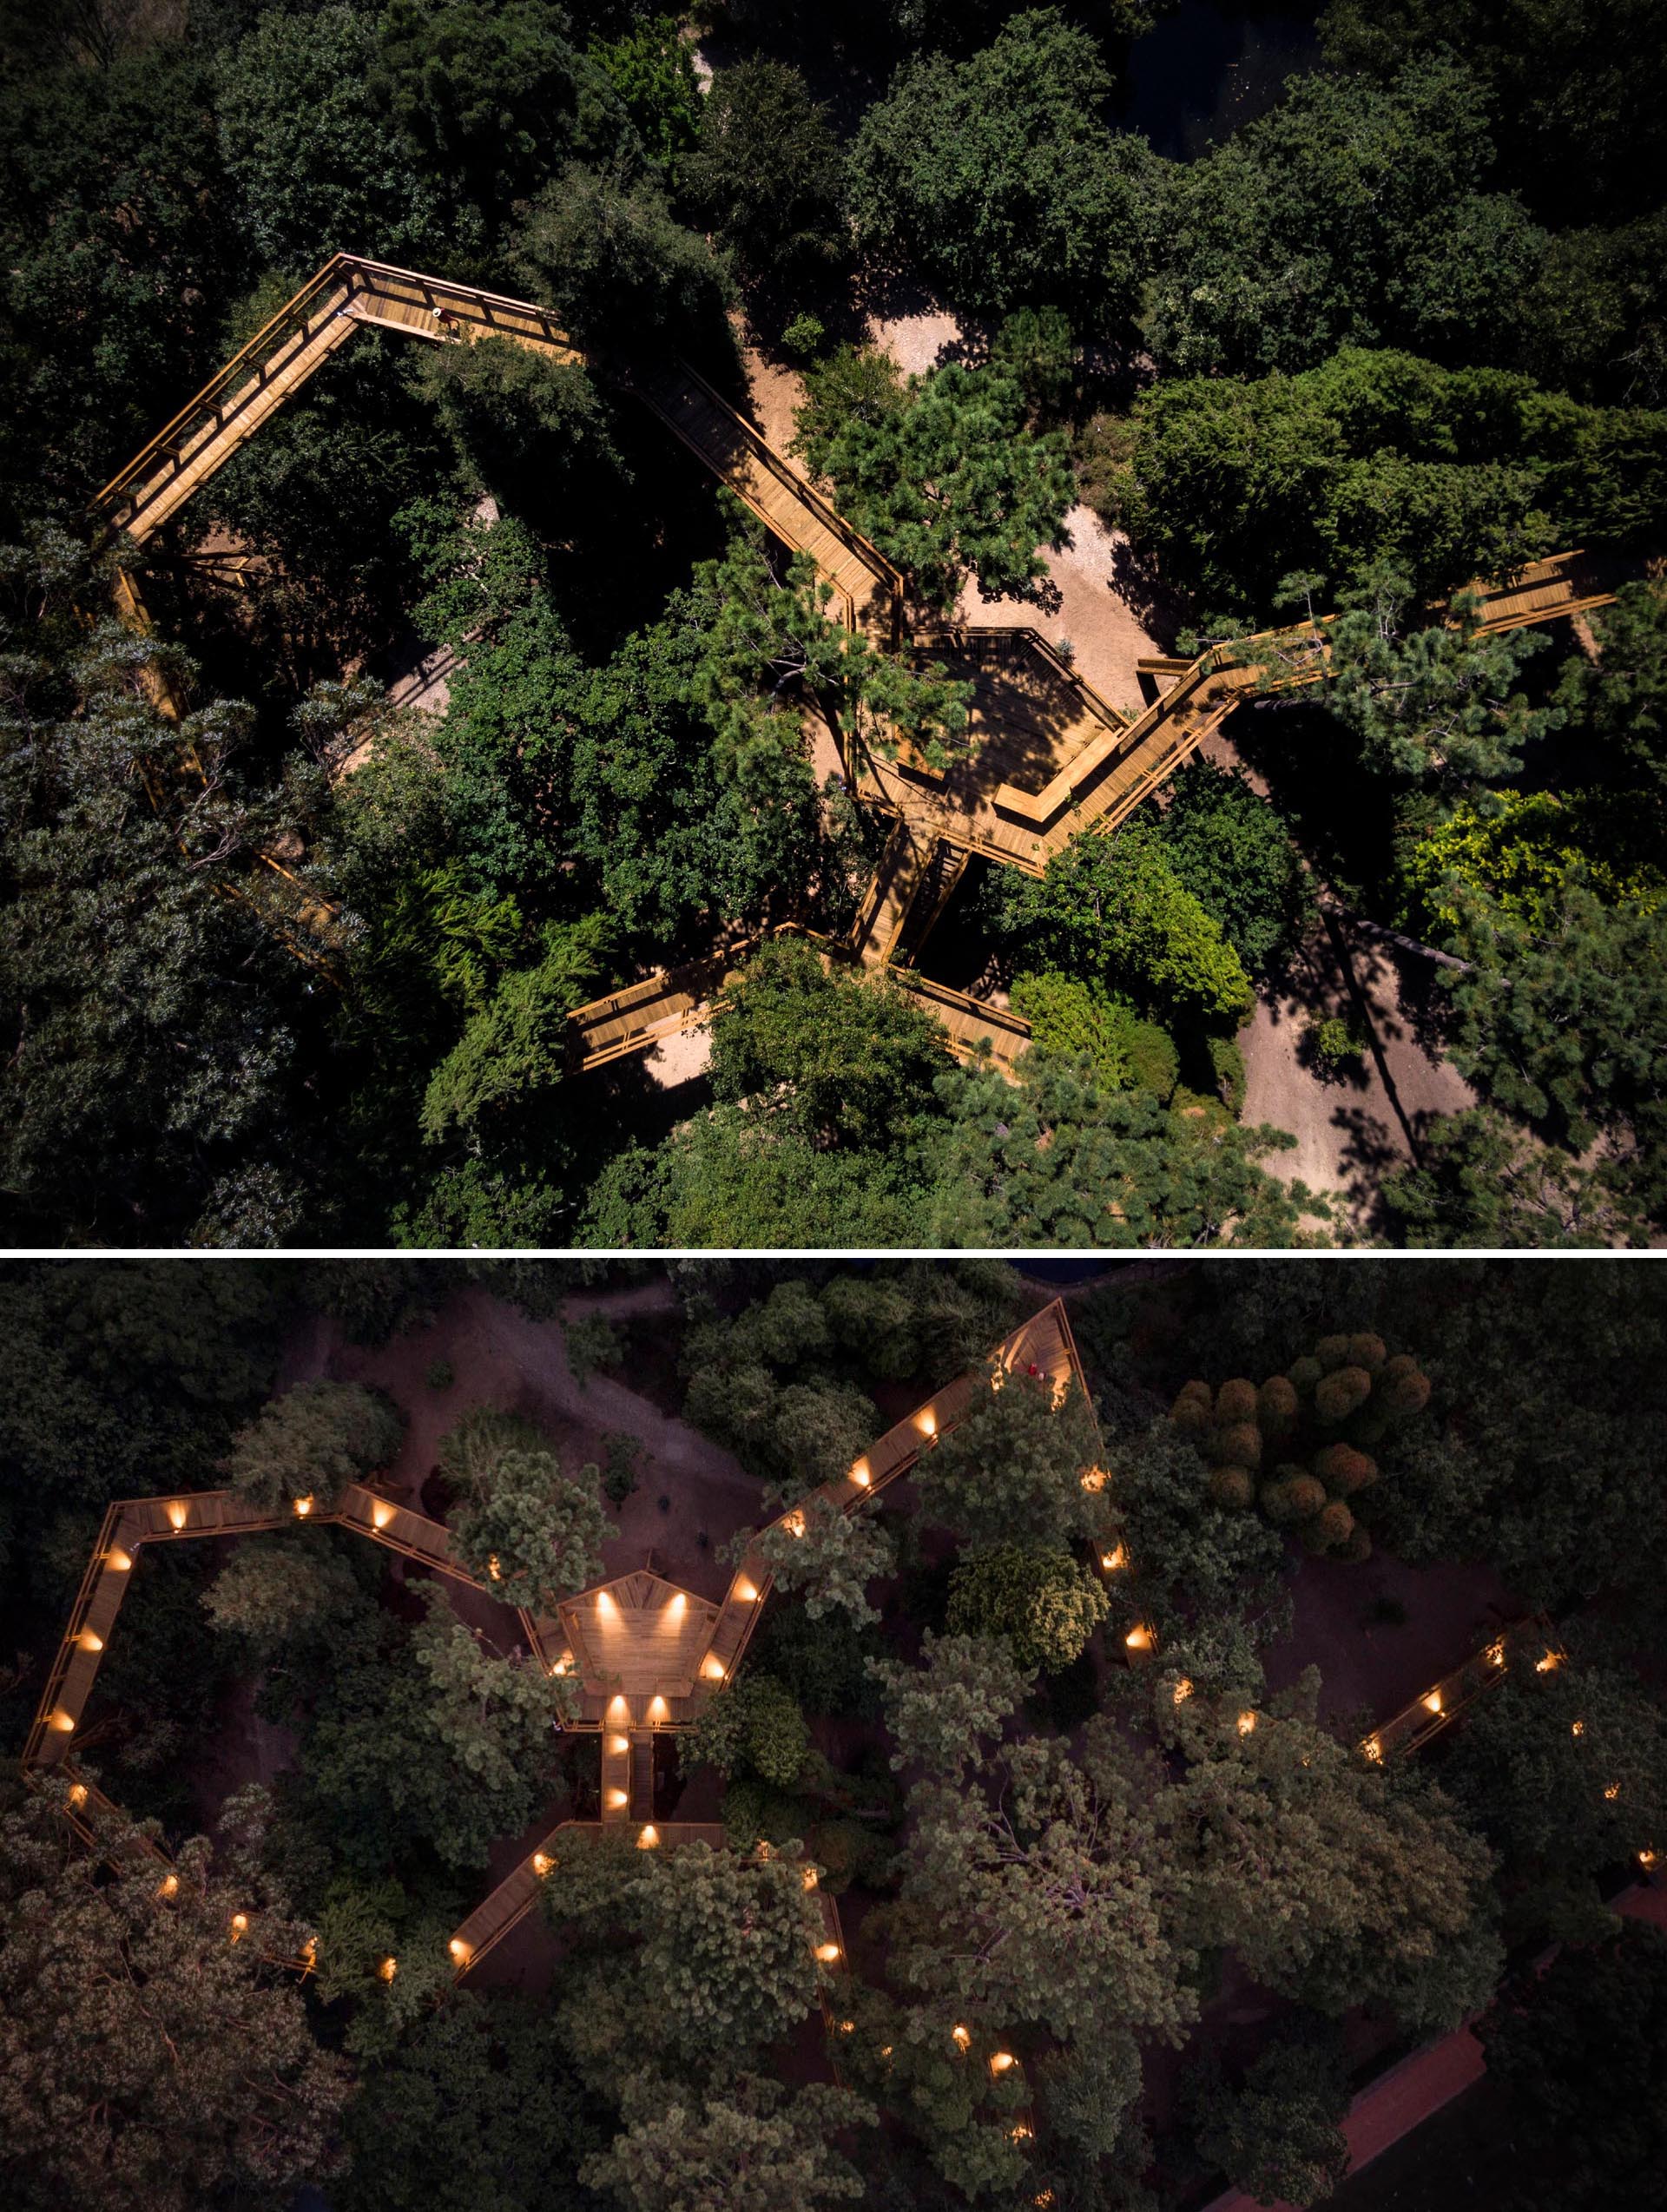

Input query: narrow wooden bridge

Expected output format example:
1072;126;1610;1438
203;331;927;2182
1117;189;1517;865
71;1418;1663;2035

93;251;1626;1083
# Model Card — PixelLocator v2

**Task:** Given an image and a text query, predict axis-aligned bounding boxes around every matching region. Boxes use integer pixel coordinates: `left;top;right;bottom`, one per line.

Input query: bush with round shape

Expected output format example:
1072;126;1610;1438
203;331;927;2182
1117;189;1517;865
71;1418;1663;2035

1209;1465;1255;1511
1257;1375;1299;1435
1378;1358;1432;1417
1216;1379;1259;1425
1262;1471;1328;1524
1312;1444;1379;1496
1314;1366;1373;1424
1339;1526;1374;1564
1314;1334;1353;1372
1172;1384;1213;1438
1217;1419;1263;1470
1310;1499;1356;1550
1288;1356;1322;1395
1347;1333;1387;1373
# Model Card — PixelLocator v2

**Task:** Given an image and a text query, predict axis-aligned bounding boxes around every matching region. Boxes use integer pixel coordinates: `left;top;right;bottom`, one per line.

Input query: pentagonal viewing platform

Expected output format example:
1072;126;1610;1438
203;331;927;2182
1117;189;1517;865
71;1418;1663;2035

557;1569;723;1712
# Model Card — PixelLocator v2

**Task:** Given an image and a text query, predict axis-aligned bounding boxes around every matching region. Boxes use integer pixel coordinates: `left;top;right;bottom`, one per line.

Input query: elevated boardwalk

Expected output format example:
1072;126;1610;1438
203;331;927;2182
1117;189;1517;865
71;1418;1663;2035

92;250;1631;1086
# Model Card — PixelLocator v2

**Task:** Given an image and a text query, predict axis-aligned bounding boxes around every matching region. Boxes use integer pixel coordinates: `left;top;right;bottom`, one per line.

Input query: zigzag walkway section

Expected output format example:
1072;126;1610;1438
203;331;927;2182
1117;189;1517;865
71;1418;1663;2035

22;1301;1084;1984
89;255;1629;1084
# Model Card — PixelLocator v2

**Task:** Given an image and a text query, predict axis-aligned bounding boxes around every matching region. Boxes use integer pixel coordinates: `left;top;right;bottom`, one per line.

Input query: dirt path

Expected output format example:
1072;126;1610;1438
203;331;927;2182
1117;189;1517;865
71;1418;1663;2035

310;1286;768;1607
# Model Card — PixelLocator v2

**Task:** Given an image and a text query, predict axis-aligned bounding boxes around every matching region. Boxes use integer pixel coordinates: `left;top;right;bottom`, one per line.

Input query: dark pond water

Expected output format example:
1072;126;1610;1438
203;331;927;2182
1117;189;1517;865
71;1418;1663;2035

1116;0;1325;157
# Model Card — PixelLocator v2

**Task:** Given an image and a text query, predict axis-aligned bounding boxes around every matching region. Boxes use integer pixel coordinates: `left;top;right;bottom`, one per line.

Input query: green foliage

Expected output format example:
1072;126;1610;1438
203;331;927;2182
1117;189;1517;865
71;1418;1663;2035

754;1496;897;1629
0;1781;349;2212
337;1992;609;2212
946;1541;1110;1670
1144;60;1546;379
1441;1653;1667;1881
513;160;726;347
708;938;955;1149
1380;1109;1644;1248
685;61;846;293
202;1535;368;1652
996;831;1255;1028
847;8;1156;333
1401;790;1665;936
418;918;612;1142
685;1675;811;1791
794;356;1075;609
1150;760;1314;978
871;1629;1037;1779
582;2075;872;2212
587;11;701;181
566;1313;623;1386
1008;971;1179;1098
417;340;625;505
1110;1420;1287;1633
1474;1925;1667;2212
1183;2021;1353;2209
912;1361;1107;1552
1118;348;1667;613
991;305;1078;421
1555;582;1667;806
227;1381;405;1514
449;1447;609;1612
931;1050;1321;1248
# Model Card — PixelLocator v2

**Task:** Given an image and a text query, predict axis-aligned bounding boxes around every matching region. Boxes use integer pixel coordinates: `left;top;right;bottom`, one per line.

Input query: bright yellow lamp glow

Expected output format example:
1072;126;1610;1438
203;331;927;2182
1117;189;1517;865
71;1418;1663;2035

636;1824;660;1850
49;1710;75;1734
1123;1623;1152;1651
649;1696;669;1722
668;1591;687;1620
1237;1710;1257;1736
293;1495;313;1517
532;1852;553;1876
1536;1650;1559;1673
609;1734;630;1754
952;2024;972;2050
606;1787;629;1809
608;1695;629;1722
1172;1677;1193;1705
230;1912;248;1941
991;2051;1017;2074
157;1873;178;1898
596;1589;616;1616
1363;1736;1383;1763
1081;1466;1108;1493
449;1939;470;1965
1605;1782;1621;1801
166;1501;188;1531
784;1510;807;1538
379;1956;398;1982
735;1579;759;1603
1102;1544;1127;1572
1572;1720;1586;1736
1486;1640;1506;1667
803;1867;819;1891
850;1459;872;1488
486;1555;502;1582
107;1548;132;1573
372;1500;393;1529
702;1656;726;1682
918;1410;938;1439
815;1941;841;1964
1011;2123;1033;2144
1640;1848;1658;1869
67;1782;88;1807
77;1630;103;1653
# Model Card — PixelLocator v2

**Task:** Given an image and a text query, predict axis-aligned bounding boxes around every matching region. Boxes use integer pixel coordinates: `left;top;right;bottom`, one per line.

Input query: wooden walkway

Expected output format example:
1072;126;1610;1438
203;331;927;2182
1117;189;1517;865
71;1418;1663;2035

91;252;1628;1083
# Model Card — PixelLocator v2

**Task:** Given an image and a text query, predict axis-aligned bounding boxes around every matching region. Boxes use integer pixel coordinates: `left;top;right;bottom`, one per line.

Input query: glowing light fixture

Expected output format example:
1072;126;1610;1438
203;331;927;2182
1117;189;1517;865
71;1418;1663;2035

918;1410;938;1439
1237;1710;1257;1736
802;1868;819;1892
1080;1467;1108;1493
735;1579;759;1603
293;1495;313;1518
166;1501;188;1531
990;2051;1017;2075
67;1782;88;1808
230;1912;248;1941
668;1591;687;1619
1010;2123;1033;2143
784;1510;807;1539
107;1548;132;1573
157;1873;179;1898
702;1656;726;1682
372;1500;393;1530
1102;1544;1127;1572
1363;1736;1383;1763
952;2024;972;2050
608;1695;629;1722
850;1459;872;1488
606;1788;629;1810
1172;1677;1193;1706
1640;1848;1658;1869
649;1696;669;1723
77;1630;103;1653
449;1939;470;1965
636;1825;660;1850
532;1852;553;1877
379;1956;398;1982
49;1709;75;1734
609;1734;630;1755
1572;1720;1586;1737
596;1589;616;1617
1486;1640;1506;1667
815;1941;841;1964
1604;1782;1621;1801
1536;1650;1559;1674
1422;1689;1443;1715
1123;1623;1152;1652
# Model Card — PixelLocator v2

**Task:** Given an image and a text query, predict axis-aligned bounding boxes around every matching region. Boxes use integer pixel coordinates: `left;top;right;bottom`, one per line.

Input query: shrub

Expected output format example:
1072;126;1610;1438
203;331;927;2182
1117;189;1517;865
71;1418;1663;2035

425;1359;455;1391
781;311;826;359
1347;1333;1387;1373
1216;1419;1263;1469
1314;1335;1353;1372
1340;1527;1374;1563
1210;1465;1256;1510
946;1542;1110;1672
1257;1375;1300;1433
1288;1356;1323;1394
1313;1444;1379;1496
1262;1471;1328;1524
602;1433;640;1506
1210;1033;1249;1117
1314;1366;1374;1423
1172;1383;1214;1436
1216;1378;1260;1425
1312;1499;1356;1550
1379;1358;1433;1417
